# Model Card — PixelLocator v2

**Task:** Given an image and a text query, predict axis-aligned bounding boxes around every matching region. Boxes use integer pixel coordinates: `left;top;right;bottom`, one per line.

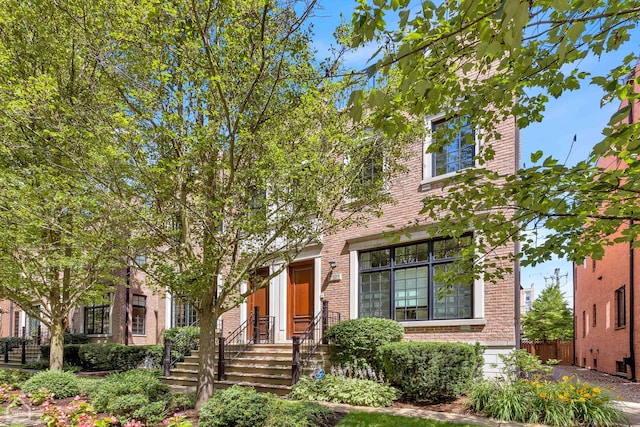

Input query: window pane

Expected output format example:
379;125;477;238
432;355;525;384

433;236;471;259
432;118;475;176
360;249;390;269
433;265;472;319
394;266;429;320
359;271;390;318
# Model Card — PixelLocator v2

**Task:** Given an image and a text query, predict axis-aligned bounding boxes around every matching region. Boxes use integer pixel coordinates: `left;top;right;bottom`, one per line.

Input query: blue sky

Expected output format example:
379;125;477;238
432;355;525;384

307;1;640;303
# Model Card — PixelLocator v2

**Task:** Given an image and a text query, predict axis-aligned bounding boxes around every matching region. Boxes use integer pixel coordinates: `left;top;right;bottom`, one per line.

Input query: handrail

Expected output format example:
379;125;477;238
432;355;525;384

218;306;275;380
292;301;340;384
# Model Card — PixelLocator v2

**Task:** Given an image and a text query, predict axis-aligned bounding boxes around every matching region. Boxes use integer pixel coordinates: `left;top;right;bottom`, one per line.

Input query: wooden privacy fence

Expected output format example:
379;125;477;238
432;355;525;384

521;339;574;365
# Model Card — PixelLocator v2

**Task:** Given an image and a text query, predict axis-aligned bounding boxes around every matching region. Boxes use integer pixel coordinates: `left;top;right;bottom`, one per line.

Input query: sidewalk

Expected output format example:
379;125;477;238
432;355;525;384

323;400;640;426
0;407;42;427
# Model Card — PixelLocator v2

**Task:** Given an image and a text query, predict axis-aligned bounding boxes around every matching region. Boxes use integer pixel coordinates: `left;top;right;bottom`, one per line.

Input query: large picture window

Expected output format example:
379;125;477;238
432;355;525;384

132;294;146;335
359;236;473;321
84;297;111;335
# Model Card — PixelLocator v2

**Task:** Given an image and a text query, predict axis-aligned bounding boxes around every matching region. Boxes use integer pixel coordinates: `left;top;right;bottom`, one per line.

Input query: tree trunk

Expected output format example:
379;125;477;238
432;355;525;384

49;317;66;370
195;305;218;410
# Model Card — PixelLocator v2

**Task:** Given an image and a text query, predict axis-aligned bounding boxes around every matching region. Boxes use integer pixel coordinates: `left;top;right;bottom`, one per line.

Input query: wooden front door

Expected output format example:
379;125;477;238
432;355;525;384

247;269;270;341
287;262;314;338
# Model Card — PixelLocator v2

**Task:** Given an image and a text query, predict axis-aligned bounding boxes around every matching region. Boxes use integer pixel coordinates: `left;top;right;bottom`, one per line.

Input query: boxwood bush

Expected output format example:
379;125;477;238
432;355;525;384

199;385;332;427
379;341;483;402
40;344;82;367
77;343;154;371
21;370;80;398
325;318;403;368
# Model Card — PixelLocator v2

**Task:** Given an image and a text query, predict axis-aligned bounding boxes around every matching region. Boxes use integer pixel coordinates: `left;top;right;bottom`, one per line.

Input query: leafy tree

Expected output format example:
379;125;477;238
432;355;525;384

59;0;413;407
0;0;130;369
347;0;640;281
521;282;573;341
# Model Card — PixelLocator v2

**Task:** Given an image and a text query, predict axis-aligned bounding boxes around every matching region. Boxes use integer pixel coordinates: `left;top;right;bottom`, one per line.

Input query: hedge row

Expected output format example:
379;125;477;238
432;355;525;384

325;318;484;403
40;343;163;371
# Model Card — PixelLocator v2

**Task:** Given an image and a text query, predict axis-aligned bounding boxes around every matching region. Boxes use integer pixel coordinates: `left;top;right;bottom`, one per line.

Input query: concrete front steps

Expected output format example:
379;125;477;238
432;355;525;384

162;343;330;396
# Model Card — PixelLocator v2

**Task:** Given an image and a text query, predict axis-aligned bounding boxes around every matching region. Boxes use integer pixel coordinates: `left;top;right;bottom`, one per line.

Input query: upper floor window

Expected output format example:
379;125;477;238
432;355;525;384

132;294;147;335
423;116;476;181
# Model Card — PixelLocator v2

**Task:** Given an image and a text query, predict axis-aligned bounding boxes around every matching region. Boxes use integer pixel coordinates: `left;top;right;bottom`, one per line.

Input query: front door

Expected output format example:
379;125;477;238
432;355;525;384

287;262;314;338
247;268;270;342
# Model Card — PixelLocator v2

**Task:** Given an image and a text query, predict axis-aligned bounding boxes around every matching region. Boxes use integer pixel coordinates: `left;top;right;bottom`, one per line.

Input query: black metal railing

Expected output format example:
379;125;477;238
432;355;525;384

291;301;340;384
0;327;50;365
162;317;220;377
217;306;274;380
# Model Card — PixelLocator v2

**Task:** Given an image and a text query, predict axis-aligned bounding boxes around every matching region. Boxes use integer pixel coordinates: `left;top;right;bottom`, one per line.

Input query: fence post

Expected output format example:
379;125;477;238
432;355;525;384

217;336;226;381
3;341;8;363
162;338;172;377
20;339;26;365
291;336;300;385
252;306;260;344
321;301;329;345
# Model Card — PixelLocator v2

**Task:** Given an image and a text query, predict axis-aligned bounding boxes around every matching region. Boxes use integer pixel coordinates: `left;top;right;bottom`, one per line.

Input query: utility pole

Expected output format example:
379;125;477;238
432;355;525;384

544;268;568;287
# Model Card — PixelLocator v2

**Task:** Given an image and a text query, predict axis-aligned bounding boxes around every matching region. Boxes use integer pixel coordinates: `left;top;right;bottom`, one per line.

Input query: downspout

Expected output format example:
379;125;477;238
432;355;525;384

628;95;636;380
572;262;576;366
514;119;522;349
125;265;131;346
630;220;636;381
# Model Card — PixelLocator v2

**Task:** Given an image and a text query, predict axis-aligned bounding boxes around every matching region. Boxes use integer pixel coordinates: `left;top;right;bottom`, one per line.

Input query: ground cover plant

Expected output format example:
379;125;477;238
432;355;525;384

290;374;398;407
21;370;79;398
468;351;626;426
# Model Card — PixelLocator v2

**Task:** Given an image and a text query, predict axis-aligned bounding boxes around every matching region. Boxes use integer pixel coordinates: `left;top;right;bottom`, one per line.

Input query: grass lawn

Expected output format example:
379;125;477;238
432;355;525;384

336;411;481;427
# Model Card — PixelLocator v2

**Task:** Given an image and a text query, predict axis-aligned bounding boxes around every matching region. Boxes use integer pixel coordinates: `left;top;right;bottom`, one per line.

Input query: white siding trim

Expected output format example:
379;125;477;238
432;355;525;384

349;250;359;319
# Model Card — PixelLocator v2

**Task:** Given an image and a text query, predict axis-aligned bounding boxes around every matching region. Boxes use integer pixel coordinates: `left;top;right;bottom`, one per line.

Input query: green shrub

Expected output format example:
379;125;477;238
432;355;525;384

164;326;200;360
133;401;168;425
199;385;270;427
290;374;398;407
88;370;170;420
40;344;82;367
199;386;331;427
169;391;196;412
64;333;89;344
110;393;150;416
265;398;332;427
0;369;33;388
378;341;483;402
499;349;556;382
77;377;101;397
325;318;403;368
468;376;626;426
145;344;165;369
21;370;80;398
77;343;154;371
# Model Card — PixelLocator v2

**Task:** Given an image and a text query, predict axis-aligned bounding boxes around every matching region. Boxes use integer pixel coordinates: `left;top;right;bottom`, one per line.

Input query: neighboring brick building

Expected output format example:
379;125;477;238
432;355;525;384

574;68;640;378
223;114;521;376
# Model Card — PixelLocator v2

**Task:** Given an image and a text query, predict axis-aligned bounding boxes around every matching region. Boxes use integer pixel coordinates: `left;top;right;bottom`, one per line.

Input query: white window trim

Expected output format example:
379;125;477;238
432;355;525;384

421;113;481;188
349;233;484;324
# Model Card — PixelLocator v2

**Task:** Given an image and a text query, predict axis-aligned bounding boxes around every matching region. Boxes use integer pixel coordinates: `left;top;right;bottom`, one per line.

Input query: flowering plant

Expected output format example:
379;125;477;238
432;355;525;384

162;413;192;427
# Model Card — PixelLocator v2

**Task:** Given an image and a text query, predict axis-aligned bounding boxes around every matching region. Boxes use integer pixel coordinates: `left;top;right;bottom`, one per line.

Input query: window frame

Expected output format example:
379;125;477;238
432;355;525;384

172;295;199;327
357;235;474;322
422;114;479;185
84;295;112;336
131;294;147;336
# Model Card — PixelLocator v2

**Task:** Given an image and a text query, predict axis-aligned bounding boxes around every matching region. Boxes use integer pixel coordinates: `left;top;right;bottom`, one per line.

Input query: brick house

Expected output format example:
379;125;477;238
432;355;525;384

0;116;520;376
220;114;521;376
574;67;640;378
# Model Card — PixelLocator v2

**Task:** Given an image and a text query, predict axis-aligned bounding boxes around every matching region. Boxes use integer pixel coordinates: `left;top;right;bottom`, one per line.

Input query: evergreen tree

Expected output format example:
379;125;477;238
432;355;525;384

522;283;574;341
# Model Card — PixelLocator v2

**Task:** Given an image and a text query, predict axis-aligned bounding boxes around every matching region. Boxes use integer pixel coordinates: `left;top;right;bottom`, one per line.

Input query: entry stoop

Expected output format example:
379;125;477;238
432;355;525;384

162;344;330;396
